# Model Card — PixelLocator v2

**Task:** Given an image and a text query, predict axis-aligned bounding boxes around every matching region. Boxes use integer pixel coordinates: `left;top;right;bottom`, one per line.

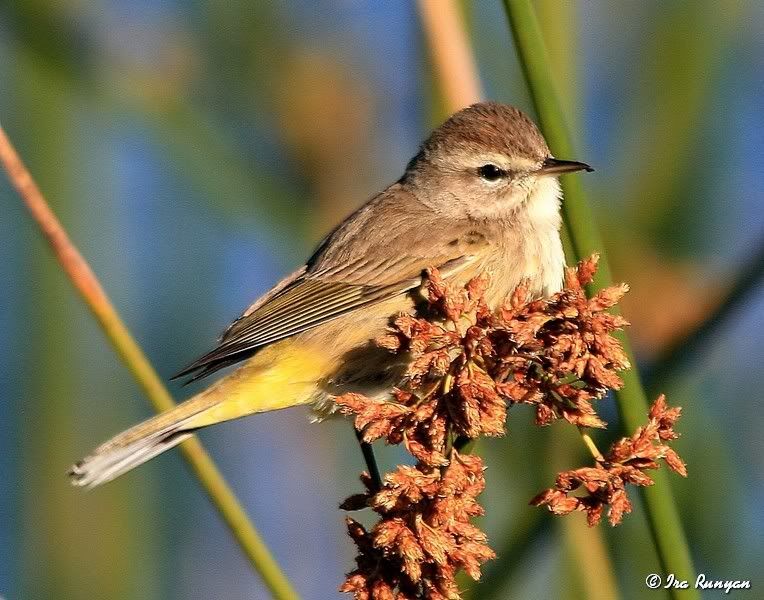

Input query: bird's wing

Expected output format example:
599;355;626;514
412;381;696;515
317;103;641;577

173;186;487;382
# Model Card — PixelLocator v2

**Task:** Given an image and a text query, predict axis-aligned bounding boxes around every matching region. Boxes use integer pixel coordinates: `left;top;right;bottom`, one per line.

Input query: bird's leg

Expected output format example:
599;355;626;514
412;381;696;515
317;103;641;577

354;428;383;492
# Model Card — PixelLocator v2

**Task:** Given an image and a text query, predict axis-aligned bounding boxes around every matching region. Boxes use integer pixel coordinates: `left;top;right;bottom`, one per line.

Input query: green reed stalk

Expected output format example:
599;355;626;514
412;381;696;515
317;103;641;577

418;3;623;598
0;124;299;600
501;2;698;597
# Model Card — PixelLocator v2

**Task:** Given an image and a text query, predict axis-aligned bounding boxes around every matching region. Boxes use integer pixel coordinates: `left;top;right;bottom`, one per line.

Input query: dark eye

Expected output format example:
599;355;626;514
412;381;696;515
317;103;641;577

477;164;506;182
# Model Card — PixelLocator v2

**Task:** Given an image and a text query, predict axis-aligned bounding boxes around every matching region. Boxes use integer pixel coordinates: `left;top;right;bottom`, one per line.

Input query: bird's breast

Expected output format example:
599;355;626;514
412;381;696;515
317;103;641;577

473;225;565;308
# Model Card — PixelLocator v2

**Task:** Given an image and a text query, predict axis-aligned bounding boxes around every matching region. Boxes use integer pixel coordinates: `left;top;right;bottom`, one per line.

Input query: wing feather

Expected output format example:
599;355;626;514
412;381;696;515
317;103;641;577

172;254;475;382
173;184;489;382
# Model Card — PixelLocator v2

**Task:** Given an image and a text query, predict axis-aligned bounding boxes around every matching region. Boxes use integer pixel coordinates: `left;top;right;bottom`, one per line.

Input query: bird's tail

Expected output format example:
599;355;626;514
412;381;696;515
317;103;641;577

69;339;330;488
68;389;219;489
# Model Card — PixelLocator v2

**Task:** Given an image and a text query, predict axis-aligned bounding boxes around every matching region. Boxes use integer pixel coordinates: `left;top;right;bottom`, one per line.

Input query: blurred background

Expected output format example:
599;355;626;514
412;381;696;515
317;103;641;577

1;1;761;598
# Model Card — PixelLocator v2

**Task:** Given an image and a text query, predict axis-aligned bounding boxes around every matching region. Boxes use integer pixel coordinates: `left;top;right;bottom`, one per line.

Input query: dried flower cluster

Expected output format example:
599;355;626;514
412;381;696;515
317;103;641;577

531;394;687;526
340;453;493;600
336;256;687;599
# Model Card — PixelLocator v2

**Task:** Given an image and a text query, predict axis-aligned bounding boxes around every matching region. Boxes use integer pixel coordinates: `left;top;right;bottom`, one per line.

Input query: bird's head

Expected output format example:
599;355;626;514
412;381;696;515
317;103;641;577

405;102;592;221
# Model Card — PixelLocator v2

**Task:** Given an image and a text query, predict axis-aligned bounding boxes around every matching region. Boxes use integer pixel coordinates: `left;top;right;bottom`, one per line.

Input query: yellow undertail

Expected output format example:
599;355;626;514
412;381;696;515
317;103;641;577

69;340;330;488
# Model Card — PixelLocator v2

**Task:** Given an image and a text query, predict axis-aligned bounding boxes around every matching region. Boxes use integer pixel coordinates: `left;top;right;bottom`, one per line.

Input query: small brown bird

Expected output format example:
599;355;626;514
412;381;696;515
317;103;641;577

70;101;591;488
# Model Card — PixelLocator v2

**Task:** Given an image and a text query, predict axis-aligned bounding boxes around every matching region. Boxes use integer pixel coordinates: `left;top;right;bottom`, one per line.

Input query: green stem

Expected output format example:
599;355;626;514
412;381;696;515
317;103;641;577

502;2;698;597
0;124;299;600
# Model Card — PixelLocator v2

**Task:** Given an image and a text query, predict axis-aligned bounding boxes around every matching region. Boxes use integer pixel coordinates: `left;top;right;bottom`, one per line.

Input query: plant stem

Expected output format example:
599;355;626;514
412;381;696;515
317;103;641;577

501;0;611;290
416;0;483;112
502;2;698;596
355;429;382;492
0;123;299;600
453;435;475;454
578;427;604;462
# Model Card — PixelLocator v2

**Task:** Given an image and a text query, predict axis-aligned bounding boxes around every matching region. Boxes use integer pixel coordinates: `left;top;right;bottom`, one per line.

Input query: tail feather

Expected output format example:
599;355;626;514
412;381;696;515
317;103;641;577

69;391;218;489
69;429;194;489
69;340;325;488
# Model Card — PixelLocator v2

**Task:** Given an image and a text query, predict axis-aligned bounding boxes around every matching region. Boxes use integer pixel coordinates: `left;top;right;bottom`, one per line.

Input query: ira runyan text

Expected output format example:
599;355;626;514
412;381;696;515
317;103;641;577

664;573;751;593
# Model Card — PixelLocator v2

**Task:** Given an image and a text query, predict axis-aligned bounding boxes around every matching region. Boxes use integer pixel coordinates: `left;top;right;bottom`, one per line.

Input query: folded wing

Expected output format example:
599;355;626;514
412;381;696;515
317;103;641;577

173;186;487;382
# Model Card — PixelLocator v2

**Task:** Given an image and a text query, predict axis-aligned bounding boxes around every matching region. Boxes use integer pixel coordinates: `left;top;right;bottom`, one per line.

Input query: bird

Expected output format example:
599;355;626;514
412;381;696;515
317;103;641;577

69;101;592;488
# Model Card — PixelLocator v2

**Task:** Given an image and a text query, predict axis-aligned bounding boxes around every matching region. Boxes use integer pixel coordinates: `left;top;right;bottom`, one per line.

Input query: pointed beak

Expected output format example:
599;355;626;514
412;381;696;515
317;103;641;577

538;157;594;176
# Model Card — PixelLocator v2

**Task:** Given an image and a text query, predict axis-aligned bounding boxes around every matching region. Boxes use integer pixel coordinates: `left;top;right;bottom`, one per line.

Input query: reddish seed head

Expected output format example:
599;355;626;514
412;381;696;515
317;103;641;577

338;256;687;598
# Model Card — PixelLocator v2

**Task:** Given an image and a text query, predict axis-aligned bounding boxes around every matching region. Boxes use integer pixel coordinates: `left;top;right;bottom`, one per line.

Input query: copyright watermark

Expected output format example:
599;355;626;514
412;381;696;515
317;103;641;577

645;573;751;593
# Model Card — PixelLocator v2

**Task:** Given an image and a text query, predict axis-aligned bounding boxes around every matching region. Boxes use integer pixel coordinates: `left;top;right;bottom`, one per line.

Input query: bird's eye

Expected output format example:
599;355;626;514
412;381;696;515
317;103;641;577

477;164;506;182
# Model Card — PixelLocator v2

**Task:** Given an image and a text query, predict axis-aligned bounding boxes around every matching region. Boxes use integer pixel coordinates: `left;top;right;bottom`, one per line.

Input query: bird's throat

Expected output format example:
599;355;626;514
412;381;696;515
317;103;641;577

510;176;566;298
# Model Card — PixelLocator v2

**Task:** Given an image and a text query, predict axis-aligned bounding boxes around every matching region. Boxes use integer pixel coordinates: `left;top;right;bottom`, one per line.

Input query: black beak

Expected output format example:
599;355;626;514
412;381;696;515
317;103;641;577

539;157;593;176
